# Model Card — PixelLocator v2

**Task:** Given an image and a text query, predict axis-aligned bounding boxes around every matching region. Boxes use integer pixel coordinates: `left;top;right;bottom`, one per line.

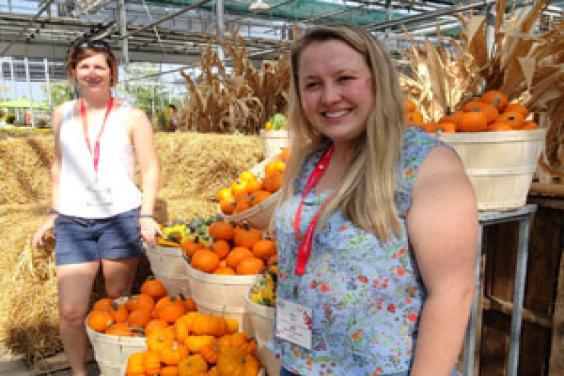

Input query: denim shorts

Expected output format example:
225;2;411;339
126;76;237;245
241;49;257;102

54;208;144;266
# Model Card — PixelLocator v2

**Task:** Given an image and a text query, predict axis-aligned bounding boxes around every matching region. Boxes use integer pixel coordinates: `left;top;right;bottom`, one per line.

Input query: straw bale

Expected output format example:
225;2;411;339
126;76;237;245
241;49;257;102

0;131;261;361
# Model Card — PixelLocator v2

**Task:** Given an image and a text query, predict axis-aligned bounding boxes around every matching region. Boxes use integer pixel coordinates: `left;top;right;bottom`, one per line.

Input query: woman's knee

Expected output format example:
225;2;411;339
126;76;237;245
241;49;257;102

59;304;89;325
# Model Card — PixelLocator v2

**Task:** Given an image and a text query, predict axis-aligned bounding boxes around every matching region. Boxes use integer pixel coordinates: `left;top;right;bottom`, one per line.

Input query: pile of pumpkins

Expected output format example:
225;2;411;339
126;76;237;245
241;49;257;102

124;311;261;376
217;148;290;216
406;90;539;133
185;219;277;277
87;278;197;337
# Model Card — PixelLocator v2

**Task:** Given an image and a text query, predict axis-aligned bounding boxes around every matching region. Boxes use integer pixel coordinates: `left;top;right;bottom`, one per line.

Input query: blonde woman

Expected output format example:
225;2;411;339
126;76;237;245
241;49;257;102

33;39;160;376
272;25;477;376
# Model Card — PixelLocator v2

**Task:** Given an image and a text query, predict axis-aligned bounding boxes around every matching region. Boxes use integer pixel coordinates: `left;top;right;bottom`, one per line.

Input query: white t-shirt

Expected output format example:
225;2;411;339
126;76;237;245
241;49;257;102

56;100;142;218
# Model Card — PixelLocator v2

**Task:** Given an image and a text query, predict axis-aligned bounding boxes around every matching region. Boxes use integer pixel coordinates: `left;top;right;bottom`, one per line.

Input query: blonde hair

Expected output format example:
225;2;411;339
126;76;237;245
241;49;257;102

282;25;406;241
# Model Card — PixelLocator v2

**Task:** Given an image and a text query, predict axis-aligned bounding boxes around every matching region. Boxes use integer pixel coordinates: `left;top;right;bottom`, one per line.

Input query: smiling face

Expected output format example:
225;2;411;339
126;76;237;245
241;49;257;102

298;39;374;147
72;52;112;95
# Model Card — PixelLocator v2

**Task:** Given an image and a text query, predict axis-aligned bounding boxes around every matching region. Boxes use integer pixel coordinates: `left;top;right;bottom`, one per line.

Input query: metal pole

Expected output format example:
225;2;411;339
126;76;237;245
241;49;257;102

24;57;34;127
44;58;51;110
216;0;225;61
385;0;392;39
118;0;129;93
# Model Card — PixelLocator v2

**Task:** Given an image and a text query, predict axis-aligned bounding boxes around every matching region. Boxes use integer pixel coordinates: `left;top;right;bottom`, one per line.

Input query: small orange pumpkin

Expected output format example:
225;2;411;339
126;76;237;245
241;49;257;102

181;235;206;258
457;111;488;132
213;266;236;275
192;249;220;273
178;354;208;376
233;223;262;248
141;278;168;300
226;247;254;269
462;101;499;123
521;121;539;130
126;294;155;313
236;257;265;275
208;221;234;241
405;99;417;112
105;322;133;336
144;319;169;337
261;171;283;193
480;90;509;111
87;310;113;332
435;121;456;133
128;308;152;328
405;111;424;125
252;239;276;259
156;296;187;323
505;102;529;118
498;111;525;129
210;239;231;260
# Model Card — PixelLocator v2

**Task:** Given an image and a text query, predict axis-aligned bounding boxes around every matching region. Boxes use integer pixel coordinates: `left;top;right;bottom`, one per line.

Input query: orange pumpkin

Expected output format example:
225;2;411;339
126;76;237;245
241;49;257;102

126;352;146;375
105;322;133;336
521;121;539;130
438;110;463;125
141;278;168;300
178;354;208;376
181;235;206;258
87;310;113;332
505;102;529;118
208;221;234;241
488;122;513;131
108;302;129;323
405;99;417;112
462;101;499;123
216;187;234;203
144;319;170;337
128;308;152;328
210;239;231;260
143;350;162;376
126;294;155;313
252;239;276;259
216;347;260;376
480;90;509;111
230;179;249;197
235;197;251;213
435;121;456;133
160;342;188;366
233;224;262;248
160;366;179;376
261;171;283;193
247;190;272;207
213;266;236;275
192;249;220;273
156;296;187;323
226;247;254;269
219;199;237;215
93;297;113;312
264;160;286;177
405;111;424;125
146;327;176;352
183;297;198;312
236;257;265;275
185;335;216;354
200;340;221;364
457;111;488;132
498;111;525;129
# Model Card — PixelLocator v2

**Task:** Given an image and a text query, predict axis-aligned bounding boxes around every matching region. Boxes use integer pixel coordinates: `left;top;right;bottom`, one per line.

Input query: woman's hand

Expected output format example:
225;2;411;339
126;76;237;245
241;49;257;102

139;217;162;247
33;214;57;247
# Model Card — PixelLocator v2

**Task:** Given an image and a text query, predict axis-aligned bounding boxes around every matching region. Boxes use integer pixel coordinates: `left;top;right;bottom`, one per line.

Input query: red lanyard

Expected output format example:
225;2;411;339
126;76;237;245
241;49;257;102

294;144;334;276
80;97;114;178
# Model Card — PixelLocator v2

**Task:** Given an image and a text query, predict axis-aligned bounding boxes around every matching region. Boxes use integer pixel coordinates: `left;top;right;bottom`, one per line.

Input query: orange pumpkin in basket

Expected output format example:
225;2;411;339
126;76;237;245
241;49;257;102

236;257;265;275
405;99;417;112
181;236;206;258
105;322;133;336
126;294;155;312
505;103;529;118
160;366;179;376
191;249;220;273
247;190;272;207
128;308;152;328
480;90;509;111
183;297;198;312
457;111;488;132
252;239;277;259
219;199;236;215
87;310;113;332
213;266;236;275
435;121;456;133
262;171;283;193
233;224;262;248
265;160;286;177
405;111;424;126
462;101;499;124
143;350;162;375
226;247;254;269
141;278;168;300
439;110;463;125
156;296;186;323
178;354;208;375
498;111;525;129
208;220;234;241
521;121;539;130
210;239;231;260
144;319;169;337
126;352;146;375
217;187;234;203
160;342;188;366
216;348;260;376
93;297;113;312
108;302;129;323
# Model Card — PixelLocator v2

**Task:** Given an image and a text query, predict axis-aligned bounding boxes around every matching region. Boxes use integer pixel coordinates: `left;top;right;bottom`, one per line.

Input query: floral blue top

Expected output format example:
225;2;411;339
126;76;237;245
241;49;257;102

272;127;443;375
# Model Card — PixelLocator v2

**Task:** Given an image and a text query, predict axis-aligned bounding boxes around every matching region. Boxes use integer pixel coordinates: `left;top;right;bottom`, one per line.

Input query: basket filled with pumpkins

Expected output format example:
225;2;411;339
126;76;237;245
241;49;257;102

406;91;546;211
184;217;277;335
217;148;290;230
85;278;198;376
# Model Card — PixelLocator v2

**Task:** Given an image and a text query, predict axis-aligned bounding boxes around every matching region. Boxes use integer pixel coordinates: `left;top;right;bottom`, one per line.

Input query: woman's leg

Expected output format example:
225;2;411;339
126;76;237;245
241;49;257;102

101;257;139;297
56;262;100;376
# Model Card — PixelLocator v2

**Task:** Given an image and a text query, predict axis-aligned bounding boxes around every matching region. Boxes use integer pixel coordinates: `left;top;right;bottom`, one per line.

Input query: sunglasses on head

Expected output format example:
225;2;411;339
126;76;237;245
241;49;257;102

71;38;111;54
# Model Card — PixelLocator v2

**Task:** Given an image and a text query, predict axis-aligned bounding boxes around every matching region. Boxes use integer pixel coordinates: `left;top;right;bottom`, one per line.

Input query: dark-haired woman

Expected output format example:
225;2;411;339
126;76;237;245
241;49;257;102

33;39;159;375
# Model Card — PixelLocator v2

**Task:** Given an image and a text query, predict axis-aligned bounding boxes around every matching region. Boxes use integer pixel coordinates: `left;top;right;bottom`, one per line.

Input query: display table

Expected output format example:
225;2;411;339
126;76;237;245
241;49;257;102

462;204;537;376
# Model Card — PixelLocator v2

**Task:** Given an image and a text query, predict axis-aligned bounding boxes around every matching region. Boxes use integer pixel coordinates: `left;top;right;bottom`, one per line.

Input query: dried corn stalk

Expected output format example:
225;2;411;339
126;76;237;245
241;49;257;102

178;30;290;134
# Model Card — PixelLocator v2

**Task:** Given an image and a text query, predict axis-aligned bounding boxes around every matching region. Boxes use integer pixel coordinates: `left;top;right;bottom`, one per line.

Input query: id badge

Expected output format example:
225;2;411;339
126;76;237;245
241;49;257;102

85;182;113;207
275;297;313;350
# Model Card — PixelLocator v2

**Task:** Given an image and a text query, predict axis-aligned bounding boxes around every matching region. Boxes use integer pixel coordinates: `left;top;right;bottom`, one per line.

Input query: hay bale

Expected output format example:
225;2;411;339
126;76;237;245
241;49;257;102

0;132;261;362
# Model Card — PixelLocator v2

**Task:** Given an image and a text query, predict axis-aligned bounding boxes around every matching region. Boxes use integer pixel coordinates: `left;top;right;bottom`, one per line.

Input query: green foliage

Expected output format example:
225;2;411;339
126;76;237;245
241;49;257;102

269;113;287;130
3;113;16;124
44;82;72;107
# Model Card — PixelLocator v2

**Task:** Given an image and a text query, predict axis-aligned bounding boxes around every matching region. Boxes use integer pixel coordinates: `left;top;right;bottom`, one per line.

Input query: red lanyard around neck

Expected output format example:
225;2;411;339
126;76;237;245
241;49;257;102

80;96;114;178
293;144;334;276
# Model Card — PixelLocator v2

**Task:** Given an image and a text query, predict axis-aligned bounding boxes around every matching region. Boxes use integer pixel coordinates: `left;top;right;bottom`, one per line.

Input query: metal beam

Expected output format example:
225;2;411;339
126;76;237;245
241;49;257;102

366;0;496;31
0;0;55;56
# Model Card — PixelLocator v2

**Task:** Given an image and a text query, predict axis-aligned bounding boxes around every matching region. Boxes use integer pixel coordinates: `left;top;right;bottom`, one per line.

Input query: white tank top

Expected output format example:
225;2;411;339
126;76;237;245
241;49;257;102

56;100;142;218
